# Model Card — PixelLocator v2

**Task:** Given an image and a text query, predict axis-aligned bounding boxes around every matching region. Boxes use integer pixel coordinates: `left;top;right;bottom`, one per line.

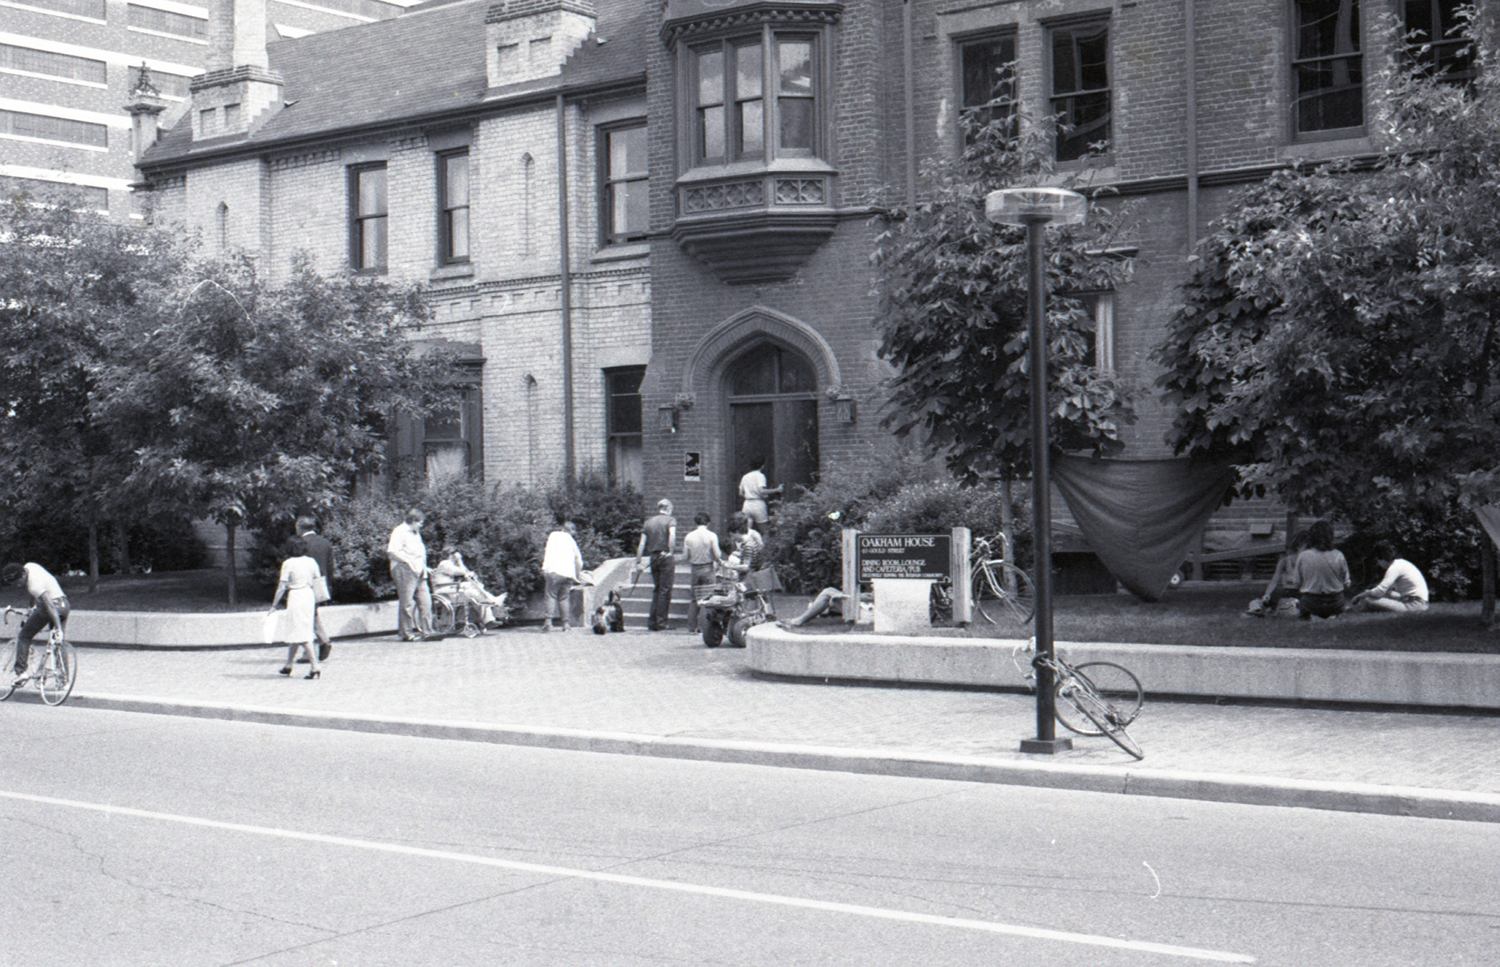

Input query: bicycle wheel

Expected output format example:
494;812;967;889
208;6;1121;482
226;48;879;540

431;597;456;636
973;562;1036;625
1053;662;1144;736
1069;685;1145;759
38;639;75;706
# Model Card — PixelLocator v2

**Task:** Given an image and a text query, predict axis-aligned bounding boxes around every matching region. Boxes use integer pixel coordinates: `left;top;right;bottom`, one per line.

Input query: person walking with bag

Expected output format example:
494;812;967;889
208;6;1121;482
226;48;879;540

269;537;322;679
541;520;584;632
634;499;678;631
297;515;335;661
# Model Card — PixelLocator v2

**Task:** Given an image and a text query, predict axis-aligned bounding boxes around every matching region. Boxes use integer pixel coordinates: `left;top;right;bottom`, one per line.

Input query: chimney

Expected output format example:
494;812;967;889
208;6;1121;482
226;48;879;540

485;0;596;89
125;63;167;163
190;0;282;141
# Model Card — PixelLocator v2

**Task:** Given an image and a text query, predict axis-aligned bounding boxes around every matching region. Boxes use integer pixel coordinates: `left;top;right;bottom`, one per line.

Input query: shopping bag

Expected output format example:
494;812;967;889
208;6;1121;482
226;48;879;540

262;610;284;644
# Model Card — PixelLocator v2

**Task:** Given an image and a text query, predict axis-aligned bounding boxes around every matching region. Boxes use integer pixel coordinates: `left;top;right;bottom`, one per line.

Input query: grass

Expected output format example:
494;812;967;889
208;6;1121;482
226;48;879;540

784;581;1498;654
0;568;275;614
5;570;1495;653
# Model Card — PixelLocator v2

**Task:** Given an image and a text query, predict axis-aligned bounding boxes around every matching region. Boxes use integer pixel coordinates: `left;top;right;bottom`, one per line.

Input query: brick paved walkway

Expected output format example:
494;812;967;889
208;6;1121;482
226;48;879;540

52;627;1500;808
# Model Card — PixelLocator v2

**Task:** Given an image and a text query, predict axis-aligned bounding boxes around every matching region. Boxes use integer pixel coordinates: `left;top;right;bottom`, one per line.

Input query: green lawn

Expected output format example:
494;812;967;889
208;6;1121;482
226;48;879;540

782;581;1497;654
5;570;1494;653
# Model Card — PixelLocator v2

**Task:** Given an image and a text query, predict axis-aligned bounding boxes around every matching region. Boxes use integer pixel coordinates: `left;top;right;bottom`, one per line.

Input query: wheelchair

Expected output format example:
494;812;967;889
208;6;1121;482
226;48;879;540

431;587;506;638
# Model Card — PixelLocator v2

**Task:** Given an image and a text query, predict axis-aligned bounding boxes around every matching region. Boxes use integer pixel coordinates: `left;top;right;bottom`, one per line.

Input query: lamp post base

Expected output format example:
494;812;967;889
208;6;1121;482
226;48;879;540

1019;737;1074;755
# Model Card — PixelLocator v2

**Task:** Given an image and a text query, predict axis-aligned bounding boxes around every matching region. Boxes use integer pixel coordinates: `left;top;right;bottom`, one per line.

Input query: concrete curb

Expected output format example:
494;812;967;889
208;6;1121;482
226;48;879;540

63;691;1500;824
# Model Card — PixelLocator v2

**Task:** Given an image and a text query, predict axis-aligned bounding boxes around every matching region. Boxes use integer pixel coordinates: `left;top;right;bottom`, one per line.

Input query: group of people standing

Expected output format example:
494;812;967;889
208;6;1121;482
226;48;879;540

1245;520;1429;620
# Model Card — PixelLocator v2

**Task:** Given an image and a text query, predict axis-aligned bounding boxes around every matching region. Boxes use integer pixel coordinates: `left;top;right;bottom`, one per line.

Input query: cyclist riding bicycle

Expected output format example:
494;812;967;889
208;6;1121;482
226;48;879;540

1;562;69;684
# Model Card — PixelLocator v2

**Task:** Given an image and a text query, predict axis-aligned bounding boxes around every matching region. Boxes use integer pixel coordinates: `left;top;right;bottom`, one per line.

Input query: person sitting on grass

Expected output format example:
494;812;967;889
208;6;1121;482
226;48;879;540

1350;542;1429;614
1243;530;1310;618
1290;520;1351;620
776;586;873;629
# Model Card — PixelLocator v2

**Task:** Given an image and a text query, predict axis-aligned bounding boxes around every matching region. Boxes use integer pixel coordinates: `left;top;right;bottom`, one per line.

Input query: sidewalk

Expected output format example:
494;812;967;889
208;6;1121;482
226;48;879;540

51;626;1500;823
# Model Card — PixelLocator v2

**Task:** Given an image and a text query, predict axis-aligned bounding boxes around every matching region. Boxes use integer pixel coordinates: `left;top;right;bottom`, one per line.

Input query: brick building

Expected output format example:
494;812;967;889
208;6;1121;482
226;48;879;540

132;0;1463;555
1;0;404;218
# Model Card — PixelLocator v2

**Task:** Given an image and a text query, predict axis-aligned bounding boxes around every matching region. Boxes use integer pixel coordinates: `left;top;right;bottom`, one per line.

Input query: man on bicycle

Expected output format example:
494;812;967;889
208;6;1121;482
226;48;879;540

1;562;68;683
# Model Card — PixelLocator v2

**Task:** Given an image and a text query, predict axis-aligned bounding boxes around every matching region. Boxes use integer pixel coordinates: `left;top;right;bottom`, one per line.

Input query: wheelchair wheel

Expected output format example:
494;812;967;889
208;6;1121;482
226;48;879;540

431;597;456;636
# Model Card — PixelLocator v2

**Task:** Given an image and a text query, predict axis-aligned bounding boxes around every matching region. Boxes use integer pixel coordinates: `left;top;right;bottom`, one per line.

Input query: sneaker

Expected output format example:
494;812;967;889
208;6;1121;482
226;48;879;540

541;621;553;633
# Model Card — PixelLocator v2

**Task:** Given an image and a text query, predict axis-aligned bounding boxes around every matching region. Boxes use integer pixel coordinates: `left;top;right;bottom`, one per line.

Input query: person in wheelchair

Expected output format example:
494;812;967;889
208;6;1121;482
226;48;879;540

431;548;506;631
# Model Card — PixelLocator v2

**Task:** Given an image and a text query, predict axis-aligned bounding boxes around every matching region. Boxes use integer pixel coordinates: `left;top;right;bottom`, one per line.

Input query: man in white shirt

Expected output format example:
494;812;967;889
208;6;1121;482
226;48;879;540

1352;542;1430;613
1;561;68;683
387;509;436;640
738;457;782;527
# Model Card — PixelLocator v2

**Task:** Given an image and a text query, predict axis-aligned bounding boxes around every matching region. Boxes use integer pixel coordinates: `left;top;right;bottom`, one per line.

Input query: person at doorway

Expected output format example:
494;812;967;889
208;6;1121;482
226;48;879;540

738;457;782;528
634;498;678;631
297;515;335;661
387;509;437;641
682;512;722;634
1;561;68;684
541;520;585;632
1351;542;1429;613
1290;520;1351;620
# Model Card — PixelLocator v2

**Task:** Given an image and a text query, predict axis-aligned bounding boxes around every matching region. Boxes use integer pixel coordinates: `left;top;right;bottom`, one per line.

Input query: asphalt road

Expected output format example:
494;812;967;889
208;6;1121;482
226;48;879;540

2;704;1497;967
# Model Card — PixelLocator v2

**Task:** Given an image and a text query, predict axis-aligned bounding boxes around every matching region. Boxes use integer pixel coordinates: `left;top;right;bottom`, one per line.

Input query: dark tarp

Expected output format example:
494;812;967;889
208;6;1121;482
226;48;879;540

1477;505;1500;551
1051;455;1236;602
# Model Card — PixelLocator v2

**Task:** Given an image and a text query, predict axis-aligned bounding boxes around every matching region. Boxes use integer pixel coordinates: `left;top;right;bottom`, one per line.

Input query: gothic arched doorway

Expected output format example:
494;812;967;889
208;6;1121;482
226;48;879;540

725;342;820;519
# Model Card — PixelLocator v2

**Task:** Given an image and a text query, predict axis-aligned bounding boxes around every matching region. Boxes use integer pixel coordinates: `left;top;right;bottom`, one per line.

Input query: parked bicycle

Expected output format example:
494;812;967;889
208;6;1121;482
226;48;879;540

0;605;77;706
1016;639;1144;759
971;533;1036;625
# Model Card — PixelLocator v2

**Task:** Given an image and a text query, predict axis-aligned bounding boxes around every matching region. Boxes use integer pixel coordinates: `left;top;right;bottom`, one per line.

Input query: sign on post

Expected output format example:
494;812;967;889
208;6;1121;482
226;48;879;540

856;534;952;582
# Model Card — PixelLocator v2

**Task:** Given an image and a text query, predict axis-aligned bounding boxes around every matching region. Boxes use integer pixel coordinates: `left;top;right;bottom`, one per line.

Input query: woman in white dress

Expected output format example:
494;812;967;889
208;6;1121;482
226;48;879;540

269;536;322;679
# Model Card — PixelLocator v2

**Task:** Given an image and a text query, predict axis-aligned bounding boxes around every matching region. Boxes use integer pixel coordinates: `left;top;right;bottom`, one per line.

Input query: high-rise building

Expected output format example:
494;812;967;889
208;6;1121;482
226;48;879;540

1;0;408;217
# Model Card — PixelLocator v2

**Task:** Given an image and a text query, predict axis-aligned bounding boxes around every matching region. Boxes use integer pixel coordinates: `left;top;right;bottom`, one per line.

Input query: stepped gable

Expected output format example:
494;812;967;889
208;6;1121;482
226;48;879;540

142;0;649;166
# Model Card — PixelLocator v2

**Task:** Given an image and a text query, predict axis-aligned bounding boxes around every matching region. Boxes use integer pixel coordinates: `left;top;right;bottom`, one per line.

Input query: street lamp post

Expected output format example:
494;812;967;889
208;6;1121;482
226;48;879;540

985;186;1086;755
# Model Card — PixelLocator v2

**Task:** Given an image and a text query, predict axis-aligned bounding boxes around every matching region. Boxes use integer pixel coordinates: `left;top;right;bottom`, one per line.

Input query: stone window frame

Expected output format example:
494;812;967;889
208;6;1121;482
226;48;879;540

1290;0;1365;141
348;162;388;275
669;10;837;176
1046;13;1112;164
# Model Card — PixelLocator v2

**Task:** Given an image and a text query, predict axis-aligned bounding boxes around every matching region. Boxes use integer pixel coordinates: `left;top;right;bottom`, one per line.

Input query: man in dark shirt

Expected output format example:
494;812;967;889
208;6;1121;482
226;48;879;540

297;515;335;661
634;499;678;631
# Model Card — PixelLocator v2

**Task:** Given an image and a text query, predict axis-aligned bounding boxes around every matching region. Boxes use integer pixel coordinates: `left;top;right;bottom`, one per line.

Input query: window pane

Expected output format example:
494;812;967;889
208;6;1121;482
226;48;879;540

697;49;723;105
621;181;648;238
361;217;386;268
609;125;646;178
358;168;386;216
444;155;468;208
779;98;812;151
778;41;812;95
961;36;1016;109
1294;0;1363;132
448;209;469;259
777;349;816;394
730;344;779;396
700;105;725;158
737;42;763;98
739;100;764;155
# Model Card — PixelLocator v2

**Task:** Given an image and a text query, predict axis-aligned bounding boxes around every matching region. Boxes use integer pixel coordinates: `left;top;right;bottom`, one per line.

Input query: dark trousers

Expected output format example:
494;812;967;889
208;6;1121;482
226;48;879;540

14;599;68;672
1298;591;1346;619
649;553;675;630
686;563;715;631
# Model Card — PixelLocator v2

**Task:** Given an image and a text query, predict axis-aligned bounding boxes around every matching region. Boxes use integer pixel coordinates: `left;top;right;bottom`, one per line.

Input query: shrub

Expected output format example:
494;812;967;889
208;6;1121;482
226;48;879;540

1345;502;1486;602
765;456;1026;593
250;472;645;602
0;512;207;576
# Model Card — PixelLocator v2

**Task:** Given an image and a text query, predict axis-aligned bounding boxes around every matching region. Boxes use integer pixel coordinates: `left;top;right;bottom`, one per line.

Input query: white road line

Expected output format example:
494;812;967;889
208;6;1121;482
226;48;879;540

2;789;1255;963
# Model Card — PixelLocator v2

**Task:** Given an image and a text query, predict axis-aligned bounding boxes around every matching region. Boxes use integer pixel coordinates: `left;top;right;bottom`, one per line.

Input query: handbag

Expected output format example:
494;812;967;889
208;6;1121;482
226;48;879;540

312;575;332;604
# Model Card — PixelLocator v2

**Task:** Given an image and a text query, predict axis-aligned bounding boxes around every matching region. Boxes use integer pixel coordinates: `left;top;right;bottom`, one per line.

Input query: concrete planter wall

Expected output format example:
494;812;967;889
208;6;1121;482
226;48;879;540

65;601;400;648
747;627;1500;711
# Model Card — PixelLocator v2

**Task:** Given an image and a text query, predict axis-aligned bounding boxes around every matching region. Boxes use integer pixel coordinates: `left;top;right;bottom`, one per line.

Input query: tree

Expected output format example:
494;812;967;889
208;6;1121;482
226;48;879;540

94;254;457;603
872;109;1136;552
1153;12;1500;612
0;196;183;587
